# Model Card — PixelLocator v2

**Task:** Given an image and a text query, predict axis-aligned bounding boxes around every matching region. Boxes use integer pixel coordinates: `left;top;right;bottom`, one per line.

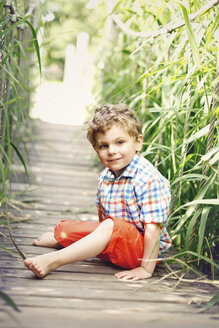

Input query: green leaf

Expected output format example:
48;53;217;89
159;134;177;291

172;173;217;232
198;292;219;313
183;199;219;206
0;156;6;197
198;207;211;257
202;13;219;56
202;146;219;166
171;174;208;186
112;58;184;98
173;250;219;270
0;0;5;14
0;145;11;167
4;97;21;106
4;15;32;34
0;244;17;255
24;20;42;73
2;65;31;90
185;122;219;144
0;48;13;68
0;290;20;312
185;208;202;252
10;142;30;183
178;3;200;66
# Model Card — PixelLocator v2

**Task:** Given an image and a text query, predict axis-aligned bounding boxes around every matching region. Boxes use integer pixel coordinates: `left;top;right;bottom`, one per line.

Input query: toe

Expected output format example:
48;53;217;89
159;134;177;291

33;239;40;246
24;258;31;268
31;262;44;278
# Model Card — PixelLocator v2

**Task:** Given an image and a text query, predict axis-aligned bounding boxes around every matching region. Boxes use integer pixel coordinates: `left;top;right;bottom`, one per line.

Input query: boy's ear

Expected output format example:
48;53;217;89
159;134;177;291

136;134;143;152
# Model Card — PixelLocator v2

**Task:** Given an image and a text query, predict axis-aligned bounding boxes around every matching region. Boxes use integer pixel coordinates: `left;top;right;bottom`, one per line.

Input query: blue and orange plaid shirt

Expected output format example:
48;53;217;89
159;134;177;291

96;153;172;255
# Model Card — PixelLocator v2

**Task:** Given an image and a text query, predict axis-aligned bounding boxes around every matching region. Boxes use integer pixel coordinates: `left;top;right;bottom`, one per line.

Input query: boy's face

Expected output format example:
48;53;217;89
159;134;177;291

94;124;143;177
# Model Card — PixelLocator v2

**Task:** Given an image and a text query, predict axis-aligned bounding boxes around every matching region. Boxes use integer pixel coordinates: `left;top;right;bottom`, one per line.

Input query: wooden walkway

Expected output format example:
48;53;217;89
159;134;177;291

0;121;218;328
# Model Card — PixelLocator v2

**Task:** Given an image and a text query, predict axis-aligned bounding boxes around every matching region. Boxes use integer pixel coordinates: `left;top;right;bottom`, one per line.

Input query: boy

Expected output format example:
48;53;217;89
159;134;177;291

24;104;171;280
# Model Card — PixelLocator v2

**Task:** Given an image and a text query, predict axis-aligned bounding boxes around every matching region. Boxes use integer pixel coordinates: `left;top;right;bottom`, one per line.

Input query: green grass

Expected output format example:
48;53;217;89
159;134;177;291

93;0;219;279
0;0;41;311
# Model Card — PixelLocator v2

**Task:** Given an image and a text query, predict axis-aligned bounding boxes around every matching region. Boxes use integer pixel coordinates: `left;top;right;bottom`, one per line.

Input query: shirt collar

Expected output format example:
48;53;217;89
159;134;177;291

105;153;140;180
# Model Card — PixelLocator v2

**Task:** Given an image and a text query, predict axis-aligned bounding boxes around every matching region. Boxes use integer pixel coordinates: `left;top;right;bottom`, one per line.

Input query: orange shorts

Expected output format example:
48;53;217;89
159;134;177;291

54;217;144;269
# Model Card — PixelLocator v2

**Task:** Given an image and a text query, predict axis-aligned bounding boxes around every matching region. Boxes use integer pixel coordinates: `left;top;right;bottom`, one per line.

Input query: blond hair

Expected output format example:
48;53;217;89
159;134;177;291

85;103;142;146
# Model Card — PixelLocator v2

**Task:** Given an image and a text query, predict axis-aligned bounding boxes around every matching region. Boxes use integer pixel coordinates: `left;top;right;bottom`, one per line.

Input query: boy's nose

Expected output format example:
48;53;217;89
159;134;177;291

108;144;117;154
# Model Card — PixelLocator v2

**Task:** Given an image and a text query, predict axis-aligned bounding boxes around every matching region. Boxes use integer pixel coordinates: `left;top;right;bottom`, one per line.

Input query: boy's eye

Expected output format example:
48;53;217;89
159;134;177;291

99;144;108;149
117;140;124;145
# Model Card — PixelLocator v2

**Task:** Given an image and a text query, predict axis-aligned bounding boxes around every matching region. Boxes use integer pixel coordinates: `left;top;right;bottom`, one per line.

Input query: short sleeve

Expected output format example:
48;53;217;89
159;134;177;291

137;180;171;224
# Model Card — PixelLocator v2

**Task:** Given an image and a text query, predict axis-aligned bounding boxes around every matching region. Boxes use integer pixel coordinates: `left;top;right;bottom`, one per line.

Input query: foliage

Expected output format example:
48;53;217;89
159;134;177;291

0;0;41;310
90;0;219;278
0;0;40;207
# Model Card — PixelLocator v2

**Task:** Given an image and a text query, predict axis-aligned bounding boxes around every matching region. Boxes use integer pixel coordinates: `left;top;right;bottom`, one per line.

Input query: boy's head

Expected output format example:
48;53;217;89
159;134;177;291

86;103;142;147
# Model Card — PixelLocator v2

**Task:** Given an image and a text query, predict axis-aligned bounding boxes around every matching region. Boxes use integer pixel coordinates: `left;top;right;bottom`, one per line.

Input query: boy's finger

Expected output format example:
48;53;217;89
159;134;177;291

115;271;132;279
115;270;127;276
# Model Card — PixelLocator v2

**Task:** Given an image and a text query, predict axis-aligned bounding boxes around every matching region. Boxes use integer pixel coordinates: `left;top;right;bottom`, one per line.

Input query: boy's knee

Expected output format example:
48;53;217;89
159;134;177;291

100;218;114;234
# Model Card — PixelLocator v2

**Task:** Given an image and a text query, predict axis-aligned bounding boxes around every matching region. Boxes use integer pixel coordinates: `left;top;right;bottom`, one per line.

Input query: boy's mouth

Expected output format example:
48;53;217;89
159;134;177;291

108;158;122;163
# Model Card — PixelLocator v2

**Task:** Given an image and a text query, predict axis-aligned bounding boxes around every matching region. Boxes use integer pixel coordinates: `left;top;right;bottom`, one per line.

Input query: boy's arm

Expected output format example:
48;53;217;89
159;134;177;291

98;205;104;222
115;223;160;281
140;223;160;275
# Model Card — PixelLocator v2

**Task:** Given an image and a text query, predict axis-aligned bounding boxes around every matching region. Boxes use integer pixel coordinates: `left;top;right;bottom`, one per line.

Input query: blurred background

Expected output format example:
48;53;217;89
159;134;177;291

30;0;109;125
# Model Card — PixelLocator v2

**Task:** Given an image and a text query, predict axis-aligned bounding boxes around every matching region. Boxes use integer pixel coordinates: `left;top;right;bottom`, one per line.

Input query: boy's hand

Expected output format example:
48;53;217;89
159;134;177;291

115;266;152;281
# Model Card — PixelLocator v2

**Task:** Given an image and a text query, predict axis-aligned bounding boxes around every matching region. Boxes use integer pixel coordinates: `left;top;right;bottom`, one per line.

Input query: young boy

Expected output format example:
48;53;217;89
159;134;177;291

24;104;171;280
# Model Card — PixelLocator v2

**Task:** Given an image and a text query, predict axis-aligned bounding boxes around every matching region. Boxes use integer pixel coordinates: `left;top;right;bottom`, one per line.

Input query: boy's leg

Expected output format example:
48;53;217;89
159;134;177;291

24;218;114;278
33;232;61;248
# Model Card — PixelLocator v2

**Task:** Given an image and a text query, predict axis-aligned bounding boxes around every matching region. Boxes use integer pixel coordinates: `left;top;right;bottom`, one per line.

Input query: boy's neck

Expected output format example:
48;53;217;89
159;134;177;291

112;168;126;179
111;153;139;178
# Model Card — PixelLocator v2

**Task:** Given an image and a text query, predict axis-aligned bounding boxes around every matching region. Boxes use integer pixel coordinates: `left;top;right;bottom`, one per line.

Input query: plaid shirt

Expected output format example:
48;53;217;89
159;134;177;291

96;153;171;255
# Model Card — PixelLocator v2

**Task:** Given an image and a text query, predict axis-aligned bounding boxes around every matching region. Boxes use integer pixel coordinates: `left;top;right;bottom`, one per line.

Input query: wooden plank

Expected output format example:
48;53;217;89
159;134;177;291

2;202;94;213
2;279;214;304
1;306;219;328
1;293;198;312
11;165;99;179
9;173;98;188
2;275;217;299
0;264;167;282
24;144;94;156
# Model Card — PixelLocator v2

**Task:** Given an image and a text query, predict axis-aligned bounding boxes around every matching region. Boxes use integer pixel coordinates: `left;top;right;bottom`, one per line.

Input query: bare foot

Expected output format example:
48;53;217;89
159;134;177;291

33;232;61;248
24;253;59;278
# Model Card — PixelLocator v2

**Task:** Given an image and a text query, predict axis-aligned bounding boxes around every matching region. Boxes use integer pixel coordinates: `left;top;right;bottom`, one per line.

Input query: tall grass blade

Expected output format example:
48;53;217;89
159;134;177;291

185;122;218;145
202;13;219;56
182;199;219;206
10;141;29;183
185;208;202;252
4;97;21;106
173;251;219;270
0;290;20;312
172;173;217;231
198;207;211;258
4;15;32;34
178;3;200;66
113;59;184;98
0;156;7;197
198;292;219;313
24;20;42;73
